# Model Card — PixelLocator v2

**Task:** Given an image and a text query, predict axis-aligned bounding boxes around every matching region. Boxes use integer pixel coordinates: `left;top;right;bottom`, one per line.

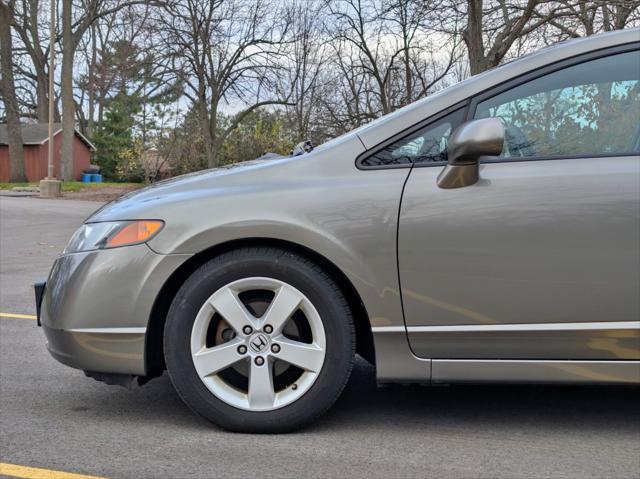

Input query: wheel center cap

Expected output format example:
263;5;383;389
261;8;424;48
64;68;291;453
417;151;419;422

248;332;270;354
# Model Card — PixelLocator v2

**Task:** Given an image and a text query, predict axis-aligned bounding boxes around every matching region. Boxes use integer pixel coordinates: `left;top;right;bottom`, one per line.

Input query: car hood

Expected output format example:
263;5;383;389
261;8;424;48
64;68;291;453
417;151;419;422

89;157;292;222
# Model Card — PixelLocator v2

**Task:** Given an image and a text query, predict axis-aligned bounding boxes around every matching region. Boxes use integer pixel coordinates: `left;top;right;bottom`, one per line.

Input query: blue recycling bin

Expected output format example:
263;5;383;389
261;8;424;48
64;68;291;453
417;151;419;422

81;173;92;183
91;174;103;183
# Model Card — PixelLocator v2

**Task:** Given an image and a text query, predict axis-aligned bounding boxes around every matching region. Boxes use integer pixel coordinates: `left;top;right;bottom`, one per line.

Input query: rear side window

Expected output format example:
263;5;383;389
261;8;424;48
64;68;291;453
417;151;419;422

360;108;465;167
474;50;640;159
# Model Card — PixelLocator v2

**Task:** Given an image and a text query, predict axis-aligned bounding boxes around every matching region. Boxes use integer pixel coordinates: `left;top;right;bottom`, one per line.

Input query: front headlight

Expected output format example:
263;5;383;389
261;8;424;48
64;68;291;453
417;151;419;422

64;220;164;254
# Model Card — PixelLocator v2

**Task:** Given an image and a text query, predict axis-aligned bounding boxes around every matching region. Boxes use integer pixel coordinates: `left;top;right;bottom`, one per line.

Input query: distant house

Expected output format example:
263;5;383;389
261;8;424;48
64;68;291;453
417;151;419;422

0;123;95;182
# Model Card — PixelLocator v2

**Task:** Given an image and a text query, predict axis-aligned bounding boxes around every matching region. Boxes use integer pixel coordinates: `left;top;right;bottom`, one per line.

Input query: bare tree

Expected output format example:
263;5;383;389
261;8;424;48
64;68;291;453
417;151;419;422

155;0;294;168
540;1;640;39
602;0;640;30
0;0;26;181
59;0;150;180
278;0;328;142
10;0;57;121
455;0;562;75
383;0;460;105
85;12;117;131
74;4;174;141
321;0;458;132
328;0;398;115
318;39;374;133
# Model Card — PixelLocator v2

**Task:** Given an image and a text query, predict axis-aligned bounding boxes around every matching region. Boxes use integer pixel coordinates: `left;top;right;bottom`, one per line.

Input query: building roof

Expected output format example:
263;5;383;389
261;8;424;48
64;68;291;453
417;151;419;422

0;123;96;151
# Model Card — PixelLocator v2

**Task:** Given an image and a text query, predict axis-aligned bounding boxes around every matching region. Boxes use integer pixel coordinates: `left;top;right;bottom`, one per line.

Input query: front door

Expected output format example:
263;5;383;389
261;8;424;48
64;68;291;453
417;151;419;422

398;48;640;360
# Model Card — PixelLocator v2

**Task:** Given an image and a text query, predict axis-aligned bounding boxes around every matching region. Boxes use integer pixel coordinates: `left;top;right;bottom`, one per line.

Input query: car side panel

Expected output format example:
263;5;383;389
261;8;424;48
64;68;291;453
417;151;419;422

91;136;422;378
139;138;405;328
398;156;640;359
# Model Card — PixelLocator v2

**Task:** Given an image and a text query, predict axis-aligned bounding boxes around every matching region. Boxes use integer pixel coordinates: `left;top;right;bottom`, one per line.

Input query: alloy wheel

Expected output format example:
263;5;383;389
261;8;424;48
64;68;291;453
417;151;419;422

190;277;326;411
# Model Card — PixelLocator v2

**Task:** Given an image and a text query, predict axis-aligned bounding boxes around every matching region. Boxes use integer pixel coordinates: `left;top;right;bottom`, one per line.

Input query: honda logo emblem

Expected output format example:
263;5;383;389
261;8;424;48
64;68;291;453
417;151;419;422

249;333;269;353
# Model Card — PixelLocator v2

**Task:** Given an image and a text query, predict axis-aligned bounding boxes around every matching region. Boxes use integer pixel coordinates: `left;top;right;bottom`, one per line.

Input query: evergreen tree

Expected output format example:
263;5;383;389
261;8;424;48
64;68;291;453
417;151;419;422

92;92;141;179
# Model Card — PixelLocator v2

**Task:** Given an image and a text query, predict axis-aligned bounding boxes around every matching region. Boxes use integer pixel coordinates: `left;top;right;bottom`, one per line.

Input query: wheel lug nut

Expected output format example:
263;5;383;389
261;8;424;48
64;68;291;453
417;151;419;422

271;344;280;354
242;325;253;335
237;345;247;355
254;356;265;366
264;324;273;334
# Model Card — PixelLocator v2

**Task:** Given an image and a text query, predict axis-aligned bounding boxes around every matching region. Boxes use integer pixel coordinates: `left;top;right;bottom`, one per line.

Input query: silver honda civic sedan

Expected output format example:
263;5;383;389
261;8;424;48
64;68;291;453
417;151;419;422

37;29;640;432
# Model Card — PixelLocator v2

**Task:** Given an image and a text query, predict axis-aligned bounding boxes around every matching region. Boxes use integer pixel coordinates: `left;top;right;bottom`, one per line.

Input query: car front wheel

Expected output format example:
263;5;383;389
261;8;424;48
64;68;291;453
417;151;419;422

163;247;355;432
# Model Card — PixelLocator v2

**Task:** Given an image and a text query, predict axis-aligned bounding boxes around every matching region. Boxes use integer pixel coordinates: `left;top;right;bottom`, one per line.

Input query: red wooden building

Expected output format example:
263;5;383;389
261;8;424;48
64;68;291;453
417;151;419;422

0;123;95;182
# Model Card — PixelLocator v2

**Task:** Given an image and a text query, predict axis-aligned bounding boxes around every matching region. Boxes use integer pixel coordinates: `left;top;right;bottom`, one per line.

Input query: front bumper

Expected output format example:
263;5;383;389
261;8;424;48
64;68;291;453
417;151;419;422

42;323;147;374
39;243;191;376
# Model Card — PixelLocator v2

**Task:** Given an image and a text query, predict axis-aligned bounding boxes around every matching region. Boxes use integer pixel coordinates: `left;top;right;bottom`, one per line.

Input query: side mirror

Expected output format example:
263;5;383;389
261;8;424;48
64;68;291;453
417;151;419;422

437;118;504;189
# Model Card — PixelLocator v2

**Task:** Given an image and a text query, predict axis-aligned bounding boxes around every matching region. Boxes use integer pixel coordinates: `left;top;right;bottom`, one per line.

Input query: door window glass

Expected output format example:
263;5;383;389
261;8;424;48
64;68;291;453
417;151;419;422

361;108;465;167
474;50;640;158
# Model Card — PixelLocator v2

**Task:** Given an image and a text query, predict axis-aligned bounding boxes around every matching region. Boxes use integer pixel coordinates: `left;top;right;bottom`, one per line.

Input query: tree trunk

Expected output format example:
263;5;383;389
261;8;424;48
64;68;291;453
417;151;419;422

35;65;50;122
40;69;60;122
403;44;412;105
198;98;218;169
0;3;26;182
464;0;487;75
60;0;75;180
204;118;218;169
14;0;50;121
207;144;219;169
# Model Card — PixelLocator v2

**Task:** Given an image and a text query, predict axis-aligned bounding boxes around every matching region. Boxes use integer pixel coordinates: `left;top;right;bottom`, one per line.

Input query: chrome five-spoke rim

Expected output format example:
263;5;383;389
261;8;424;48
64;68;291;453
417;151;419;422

190;277;326;411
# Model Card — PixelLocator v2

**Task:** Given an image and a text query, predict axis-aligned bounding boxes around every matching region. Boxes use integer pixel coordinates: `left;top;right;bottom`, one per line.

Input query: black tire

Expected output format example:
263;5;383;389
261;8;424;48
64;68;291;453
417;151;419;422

163;247;355;433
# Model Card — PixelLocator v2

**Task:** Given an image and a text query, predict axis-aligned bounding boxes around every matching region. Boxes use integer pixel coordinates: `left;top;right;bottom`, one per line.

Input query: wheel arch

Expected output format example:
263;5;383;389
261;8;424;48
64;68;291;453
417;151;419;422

145;237;375;377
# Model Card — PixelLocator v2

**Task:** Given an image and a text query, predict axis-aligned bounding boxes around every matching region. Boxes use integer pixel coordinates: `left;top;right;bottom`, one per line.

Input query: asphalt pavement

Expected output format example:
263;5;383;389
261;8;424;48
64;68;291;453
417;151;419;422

1;196;639;479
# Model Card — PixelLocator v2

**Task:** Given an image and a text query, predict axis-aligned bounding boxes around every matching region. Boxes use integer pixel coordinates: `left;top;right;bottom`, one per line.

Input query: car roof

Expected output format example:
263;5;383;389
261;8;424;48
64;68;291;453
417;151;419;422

355;28;640;149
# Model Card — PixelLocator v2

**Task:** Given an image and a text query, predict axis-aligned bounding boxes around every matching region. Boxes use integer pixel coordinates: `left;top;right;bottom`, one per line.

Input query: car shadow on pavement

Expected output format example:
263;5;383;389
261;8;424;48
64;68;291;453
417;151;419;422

319;359;640;435
72;357;640;434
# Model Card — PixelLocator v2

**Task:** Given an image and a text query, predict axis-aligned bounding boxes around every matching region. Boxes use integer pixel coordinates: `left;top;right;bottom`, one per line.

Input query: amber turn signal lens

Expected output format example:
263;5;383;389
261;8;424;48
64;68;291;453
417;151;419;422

106;221;163;248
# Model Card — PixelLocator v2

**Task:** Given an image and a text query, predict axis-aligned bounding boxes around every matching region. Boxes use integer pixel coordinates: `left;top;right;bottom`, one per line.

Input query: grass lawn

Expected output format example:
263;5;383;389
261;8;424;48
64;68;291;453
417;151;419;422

0;181;141;192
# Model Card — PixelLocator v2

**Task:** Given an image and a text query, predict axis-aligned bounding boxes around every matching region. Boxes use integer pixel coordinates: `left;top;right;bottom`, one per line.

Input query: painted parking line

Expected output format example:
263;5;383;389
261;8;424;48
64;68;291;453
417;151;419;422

0;312;37;320
0;462;107;479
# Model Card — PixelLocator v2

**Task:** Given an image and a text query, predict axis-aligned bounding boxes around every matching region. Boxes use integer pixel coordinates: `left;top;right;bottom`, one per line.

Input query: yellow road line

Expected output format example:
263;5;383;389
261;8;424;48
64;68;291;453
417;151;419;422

0;312;37;320
0;463;107;479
